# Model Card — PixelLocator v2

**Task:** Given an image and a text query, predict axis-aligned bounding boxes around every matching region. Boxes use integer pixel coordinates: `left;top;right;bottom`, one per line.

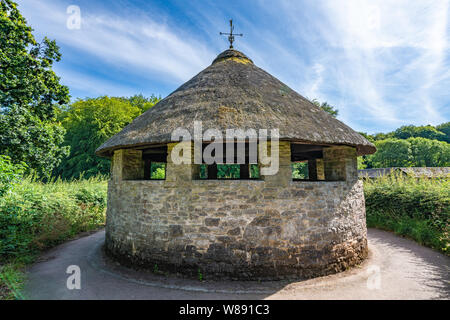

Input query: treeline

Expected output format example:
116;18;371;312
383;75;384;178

0;1;160;181
1;0;448;184
359;123;450;168
55;95;160;179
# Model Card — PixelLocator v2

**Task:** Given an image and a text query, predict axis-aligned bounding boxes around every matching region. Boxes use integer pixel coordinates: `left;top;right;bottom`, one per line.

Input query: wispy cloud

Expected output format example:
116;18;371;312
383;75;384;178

18;0;215;86
16;0;450;133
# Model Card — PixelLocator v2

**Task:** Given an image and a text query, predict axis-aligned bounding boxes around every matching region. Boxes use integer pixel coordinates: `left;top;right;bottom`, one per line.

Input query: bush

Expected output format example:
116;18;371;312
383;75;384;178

364;173;449;254
0;176;107;299
0;176;107;261
0;155;27;197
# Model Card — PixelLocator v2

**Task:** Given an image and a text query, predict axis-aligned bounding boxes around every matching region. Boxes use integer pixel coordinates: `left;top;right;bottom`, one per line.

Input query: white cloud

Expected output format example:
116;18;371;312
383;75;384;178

272;0;450;130
17;0;215;84
16;0;450;132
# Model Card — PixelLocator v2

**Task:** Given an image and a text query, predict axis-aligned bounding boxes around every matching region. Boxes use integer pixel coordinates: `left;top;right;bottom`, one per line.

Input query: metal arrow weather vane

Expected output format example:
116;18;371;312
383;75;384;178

220;19;243;49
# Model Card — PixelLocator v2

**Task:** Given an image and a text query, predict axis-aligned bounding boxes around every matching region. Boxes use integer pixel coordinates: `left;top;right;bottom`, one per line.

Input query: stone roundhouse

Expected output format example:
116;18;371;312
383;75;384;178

96;49;376;280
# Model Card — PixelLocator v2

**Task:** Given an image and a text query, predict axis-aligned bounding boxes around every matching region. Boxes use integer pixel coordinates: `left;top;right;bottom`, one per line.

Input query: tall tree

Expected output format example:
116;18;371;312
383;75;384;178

366;137;449;168
55;96;160;179
436;122;450;143
0;0;70;177
408;137;450;167
126;94;160;113
311;99;339;118
393;125;447;142
367;139;412;168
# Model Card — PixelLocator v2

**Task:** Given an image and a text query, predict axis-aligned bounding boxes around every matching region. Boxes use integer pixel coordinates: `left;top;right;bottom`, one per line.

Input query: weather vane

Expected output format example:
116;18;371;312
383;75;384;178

220;19;243;49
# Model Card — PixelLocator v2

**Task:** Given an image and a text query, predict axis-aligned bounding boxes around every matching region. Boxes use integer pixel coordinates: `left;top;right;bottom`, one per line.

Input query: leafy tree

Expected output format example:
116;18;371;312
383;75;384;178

357;156;367;170
217;164;240;179
366;137;449;168
358;132;375;143
408;137;450;167
372;132;395;141
436;122;450;143
0;155;26;196
0;0;70;178
126;94;160;113
292;162;308;179
311;99;339;118
393;125;447;142
55;96;159;179
366;139;412;168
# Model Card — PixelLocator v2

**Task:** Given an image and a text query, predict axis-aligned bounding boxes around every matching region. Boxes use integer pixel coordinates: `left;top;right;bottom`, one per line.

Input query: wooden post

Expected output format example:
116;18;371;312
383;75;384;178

240;164;250;179
207;164;218;179
308;159;318;181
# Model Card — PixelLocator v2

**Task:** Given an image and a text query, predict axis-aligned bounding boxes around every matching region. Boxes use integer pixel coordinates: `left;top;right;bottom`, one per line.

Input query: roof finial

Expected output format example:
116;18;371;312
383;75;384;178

220;19;243;49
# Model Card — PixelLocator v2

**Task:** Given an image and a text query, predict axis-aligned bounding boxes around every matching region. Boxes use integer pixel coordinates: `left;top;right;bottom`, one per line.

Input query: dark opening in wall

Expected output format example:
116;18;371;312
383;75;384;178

199;142;260;180
142;146;168;180
291;143;325;181
199;164;260;179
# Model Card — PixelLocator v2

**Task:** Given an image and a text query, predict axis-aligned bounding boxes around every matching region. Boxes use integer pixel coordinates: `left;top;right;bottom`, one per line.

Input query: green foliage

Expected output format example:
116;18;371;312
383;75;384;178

366;122;450;144
0;155;27;197
367;139;412;167
365;137;450;168
364;174;449;254
250;164;260;179
0;262;24;300
55;95;159;179
292;162;308;179
358;132;376;143
373;132;394;141
393;125;447;142
311;99;339;118
150;163;166;180
198;164;260;179
436;122;450;143
0;176;107;299
357;156;366;170
0;0;70;178
217;164;240;179
409;137;450;167
0;176;107;261
127;94;160;113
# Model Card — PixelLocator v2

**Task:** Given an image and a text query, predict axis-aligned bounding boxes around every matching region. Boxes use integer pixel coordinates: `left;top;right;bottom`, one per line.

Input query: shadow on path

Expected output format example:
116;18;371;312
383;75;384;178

23;229;449;300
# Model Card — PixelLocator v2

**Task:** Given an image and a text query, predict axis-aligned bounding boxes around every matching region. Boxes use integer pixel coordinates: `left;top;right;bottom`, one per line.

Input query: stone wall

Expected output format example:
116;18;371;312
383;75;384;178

105;143;367;280
105;179;368;280
323;146;358;181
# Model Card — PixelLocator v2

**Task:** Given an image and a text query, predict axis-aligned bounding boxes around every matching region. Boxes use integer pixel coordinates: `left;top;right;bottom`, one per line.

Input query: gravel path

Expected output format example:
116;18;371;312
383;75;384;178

23;228;450;300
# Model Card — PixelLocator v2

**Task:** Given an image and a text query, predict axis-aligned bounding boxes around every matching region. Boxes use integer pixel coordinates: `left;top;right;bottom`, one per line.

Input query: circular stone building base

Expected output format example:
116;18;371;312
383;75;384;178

105;237;368;281
90;239;369;295
104;178;368;281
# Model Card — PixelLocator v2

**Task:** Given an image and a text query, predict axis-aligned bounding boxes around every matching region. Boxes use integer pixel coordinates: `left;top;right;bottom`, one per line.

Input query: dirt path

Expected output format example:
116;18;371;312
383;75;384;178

23;229;449;300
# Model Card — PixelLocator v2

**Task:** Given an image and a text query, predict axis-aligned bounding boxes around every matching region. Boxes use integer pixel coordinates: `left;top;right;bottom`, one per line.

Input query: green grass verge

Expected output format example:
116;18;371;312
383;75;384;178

366;210;447;252
0;176;107;300
0;263;25;300
364;173;449;255
1;173;448;299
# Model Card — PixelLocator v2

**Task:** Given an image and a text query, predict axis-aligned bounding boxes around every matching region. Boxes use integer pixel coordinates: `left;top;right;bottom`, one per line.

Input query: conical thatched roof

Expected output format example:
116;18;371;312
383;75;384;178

96;49;375;157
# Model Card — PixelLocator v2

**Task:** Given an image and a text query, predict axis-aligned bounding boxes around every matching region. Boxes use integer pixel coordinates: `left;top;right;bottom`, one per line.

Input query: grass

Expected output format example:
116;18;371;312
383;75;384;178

0;263;25;300
1;171;448;299
0;176;107;299
364;173;449;254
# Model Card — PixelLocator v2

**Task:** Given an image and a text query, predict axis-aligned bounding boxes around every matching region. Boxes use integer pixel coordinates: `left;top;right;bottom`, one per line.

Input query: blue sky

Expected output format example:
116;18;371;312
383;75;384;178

16;0;450;133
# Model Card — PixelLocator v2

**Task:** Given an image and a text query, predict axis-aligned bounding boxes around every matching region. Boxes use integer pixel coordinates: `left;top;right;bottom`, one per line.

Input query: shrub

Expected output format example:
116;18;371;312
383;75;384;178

0;155;27;197
364;173;449;254
0;176;107;261
0;176;107;299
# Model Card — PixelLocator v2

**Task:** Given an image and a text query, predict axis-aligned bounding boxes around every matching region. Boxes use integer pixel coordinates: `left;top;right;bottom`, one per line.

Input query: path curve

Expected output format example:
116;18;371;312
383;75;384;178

23;229;449;300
